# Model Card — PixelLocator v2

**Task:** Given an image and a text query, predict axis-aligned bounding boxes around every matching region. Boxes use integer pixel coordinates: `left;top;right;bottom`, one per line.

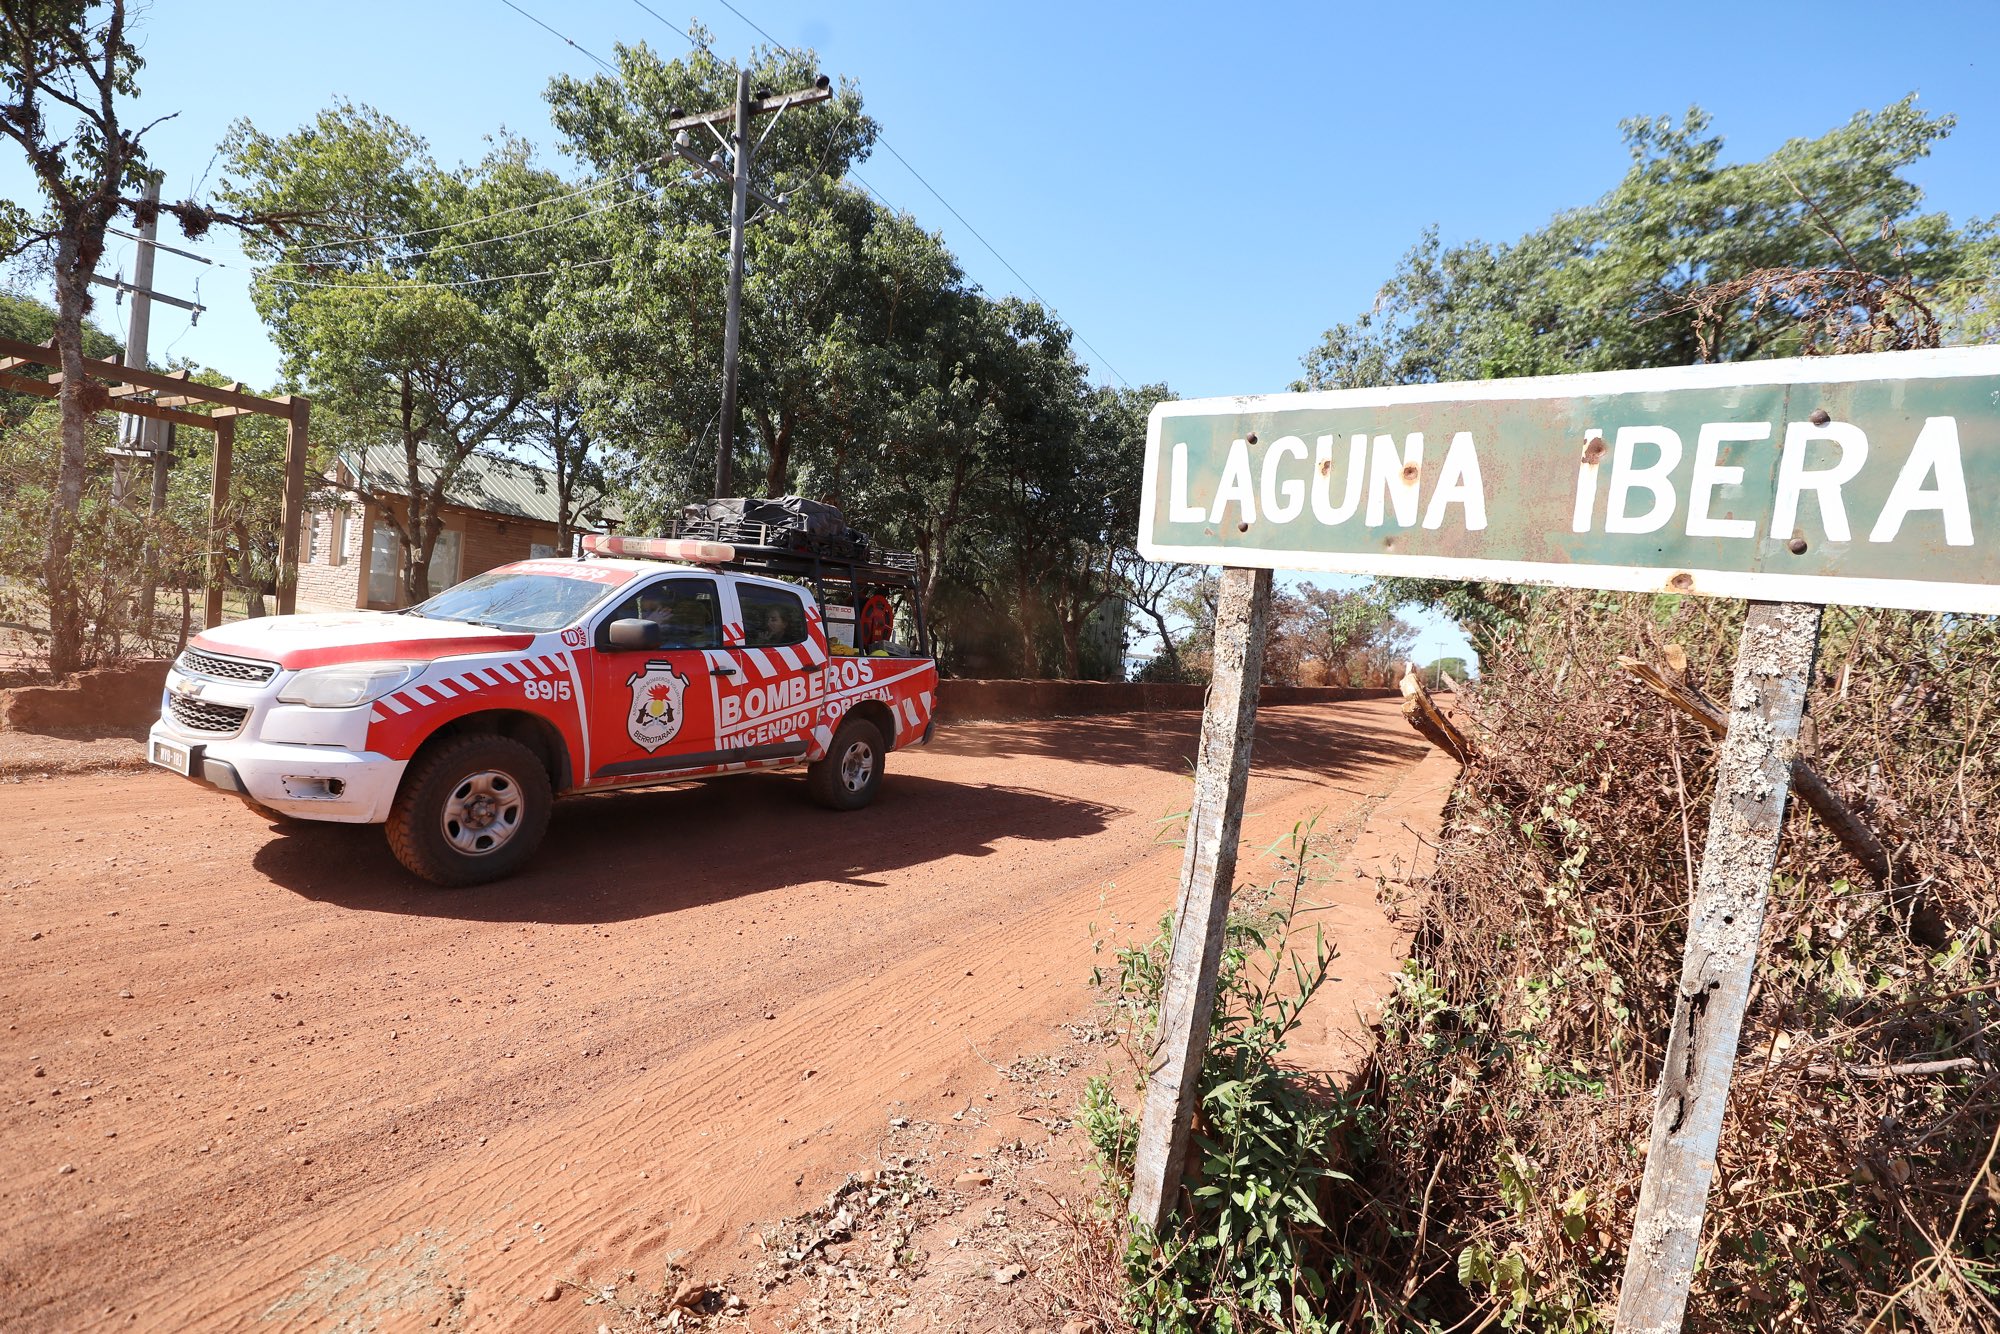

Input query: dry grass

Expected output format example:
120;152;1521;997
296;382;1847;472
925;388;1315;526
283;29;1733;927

1347;593;1999;1332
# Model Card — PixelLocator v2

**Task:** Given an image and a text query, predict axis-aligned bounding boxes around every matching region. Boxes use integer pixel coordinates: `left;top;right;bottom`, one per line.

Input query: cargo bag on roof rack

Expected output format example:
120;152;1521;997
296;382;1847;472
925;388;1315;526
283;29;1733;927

700;496;846;537
685;496;870;559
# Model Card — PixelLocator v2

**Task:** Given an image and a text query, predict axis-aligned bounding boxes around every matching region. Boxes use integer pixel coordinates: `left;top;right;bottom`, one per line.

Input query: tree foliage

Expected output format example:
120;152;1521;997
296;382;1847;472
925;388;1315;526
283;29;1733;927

540;40;1156;676
1297;98;1999;652
0;0;275;673
219;104;548;602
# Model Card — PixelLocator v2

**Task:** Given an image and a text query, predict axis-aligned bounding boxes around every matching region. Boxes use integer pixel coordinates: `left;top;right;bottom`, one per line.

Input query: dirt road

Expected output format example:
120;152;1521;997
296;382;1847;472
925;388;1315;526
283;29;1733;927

0;701;1426;1331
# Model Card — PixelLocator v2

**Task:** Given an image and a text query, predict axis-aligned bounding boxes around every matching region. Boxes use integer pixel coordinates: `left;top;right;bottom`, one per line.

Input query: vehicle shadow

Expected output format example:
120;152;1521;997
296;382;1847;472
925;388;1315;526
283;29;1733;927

931;703;1428;784
253;773;1126;925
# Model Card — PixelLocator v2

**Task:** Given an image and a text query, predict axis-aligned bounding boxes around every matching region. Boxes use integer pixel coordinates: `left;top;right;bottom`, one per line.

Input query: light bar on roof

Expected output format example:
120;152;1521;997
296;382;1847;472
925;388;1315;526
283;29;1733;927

581;534;736;564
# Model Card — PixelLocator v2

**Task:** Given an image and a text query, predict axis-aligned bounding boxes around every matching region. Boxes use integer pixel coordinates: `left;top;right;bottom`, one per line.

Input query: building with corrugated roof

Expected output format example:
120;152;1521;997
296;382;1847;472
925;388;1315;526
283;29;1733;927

297;446;617;612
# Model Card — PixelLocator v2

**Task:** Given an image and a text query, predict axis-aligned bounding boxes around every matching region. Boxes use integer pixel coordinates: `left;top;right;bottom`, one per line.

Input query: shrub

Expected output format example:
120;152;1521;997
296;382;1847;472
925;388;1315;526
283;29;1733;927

1355;593;1999;1332
1087;824;1379;1332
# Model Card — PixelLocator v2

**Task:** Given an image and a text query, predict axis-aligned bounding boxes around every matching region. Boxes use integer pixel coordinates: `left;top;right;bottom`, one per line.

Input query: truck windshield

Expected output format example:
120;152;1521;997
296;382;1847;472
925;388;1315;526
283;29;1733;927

410;570;613;632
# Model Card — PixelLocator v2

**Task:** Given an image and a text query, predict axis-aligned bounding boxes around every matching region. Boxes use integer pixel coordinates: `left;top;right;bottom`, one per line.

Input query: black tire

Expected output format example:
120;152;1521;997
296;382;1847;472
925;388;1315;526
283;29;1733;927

807;716;886;811
385;734;553;886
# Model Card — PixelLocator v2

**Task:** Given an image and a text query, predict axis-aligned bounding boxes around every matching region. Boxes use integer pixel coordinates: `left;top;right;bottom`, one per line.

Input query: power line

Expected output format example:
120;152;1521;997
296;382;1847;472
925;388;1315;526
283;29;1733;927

294;158;658;255
865;135;1130;387
626;0;703;51
268;254;619;293
712;0;791;56
271;175;671;270
261;219;735;293
496;0;619;76
630;0;1134;388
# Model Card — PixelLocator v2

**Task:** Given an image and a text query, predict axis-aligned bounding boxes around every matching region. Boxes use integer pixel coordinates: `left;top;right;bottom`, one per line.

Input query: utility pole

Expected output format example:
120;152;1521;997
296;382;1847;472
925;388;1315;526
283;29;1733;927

665;71;832;498
93;180;209;632
126;178;166;630
111;176;160;507
718;68;751;501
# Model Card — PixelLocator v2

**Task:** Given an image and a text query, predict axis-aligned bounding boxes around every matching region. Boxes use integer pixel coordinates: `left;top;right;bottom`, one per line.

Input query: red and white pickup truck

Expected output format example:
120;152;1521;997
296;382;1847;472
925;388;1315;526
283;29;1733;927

145;534;939;885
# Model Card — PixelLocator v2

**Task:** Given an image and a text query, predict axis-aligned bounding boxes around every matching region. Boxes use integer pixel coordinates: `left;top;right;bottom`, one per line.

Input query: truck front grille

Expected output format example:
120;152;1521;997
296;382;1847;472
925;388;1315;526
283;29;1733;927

169;695;249;735
177;648;277;683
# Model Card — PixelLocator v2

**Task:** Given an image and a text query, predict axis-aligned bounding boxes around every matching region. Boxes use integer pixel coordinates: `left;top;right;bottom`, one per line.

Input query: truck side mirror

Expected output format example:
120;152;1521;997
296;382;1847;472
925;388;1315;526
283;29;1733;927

608;618;662;650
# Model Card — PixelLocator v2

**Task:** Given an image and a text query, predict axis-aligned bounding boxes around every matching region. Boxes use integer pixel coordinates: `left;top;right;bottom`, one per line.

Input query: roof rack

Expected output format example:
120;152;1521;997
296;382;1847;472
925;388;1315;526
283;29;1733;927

582;527;922;590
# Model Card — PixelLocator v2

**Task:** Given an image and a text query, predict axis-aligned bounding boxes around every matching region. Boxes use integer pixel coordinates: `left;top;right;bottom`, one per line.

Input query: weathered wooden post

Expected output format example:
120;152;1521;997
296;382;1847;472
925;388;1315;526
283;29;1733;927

205;413;234;630
1612;601;1821;1332
275;395;310;616
1128;565;1271;1232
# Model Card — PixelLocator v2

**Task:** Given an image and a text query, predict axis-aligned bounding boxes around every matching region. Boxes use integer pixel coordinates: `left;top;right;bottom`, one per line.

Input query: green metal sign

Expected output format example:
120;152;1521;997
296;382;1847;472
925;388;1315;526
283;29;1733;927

1139;348;2000;613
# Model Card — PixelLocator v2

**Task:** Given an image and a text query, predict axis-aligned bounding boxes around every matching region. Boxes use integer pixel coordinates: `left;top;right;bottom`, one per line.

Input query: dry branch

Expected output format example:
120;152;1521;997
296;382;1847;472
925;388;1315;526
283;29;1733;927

1617;648;1894;886
1804;1056;1979;1081
1399;662;1473;764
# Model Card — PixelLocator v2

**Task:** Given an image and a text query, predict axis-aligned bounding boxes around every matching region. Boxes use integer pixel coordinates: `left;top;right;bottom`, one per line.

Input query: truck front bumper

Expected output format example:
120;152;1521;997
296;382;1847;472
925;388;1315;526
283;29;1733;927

146;724;408;824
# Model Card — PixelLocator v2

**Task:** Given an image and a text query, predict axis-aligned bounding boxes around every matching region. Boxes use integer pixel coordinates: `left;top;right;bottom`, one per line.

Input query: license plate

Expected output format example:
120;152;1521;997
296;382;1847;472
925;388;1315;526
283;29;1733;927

150;739;194;776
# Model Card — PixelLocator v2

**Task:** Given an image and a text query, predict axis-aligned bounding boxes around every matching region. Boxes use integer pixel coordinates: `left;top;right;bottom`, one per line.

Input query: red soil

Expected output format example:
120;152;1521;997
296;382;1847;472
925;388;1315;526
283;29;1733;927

0;701;1427;1331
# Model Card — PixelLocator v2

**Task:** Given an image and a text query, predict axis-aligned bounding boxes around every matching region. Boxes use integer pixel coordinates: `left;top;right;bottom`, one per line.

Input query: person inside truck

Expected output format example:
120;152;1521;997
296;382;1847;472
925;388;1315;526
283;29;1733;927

637;590;674;625
759;605;797;644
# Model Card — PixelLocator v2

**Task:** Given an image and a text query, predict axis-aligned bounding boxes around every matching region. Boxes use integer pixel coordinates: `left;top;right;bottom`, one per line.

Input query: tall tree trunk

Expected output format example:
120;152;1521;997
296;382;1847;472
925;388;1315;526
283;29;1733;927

762;410;792;495
552;405;573;555
44;243;94;676
1015;564;1038;677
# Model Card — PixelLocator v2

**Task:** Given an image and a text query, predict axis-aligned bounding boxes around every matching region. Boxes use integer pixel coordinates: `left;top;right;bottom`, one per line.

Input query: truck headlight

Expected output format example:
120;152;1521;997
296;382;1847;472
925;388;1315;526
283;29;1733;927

277;661;425;709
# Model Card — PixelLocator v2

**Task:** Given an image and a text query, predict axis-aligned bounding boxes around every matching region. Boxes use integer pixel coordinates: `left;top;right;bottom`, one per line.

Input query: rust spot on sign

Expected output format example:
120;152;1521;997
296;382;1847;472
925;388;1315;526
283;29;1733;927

1399;462;1421;484
1583;437;1607;464
1669;572;1695;592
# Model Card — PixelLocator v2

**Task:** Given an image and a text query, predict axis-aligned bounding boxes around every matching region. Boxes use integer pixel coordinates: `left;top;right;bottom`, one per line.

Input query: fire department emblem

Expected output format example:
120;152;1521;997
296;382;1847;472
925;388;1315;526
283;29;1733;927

626;662;691;753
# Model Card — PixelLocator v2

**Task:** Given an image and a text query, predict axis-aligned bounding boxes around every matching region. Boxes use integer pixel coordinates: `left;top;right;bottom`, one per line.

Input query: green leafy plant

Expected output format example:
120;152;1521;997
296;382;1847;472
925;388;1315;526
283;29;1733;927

1087;821;1379;1333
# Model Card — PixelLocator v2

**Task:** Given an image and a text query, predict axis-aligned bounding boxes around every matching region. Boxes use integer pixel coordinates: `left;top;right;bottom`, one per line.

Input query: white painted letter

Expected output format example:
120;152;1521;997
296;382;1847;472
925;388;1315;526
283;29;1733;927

1364;432;1424;528
1869;416;1973;547
1605;426;1683;535
1687;421;1768;540
1169;443;1205;523
1208;438;1257;527
1422;431;1488;531
1311;433;1366;525
1260;435;1308;524
1571;429;1604;533
1770;420;1866;542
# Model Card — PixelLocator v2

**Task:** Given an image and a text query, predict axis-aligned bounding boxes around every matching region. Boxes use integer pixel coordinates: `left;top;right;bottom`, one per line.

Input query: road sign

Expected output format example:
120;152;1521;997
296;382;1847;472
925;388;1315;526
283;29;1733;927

1127;345;2000;1333
1139;347;2000;613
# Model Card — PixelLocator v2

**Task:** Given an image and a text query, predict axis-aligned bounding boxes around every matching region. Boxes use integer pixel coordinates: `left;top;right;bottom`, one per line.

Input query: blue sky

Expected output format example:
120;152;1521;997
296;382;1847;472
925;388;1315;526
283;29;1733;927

4;1;1997;664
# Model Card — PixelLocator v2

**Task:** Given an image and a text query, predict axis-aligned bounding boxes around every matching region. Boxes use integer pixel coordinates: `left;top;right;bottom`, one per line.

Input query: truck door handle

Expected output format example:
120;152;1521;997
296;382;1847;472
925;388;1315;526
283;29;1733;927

711;664;738;677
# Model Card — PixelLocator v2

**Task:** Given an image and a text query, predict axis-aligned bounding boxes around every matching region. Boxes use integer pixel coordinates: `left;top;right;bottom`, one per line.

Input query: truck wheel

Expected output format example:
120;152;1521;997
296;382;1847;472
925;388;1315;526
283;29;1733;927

386;734;552;886
808;717;885;811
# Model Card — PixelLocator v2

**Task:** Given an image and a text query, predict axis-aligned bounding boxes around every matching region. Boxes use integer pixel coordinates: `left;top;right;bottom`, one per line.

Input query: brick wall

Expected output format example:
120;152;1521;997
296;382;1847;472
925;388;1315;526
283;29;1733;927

933;680;1396;723
296;504;363;612
458;509;560;581
354;499;562;609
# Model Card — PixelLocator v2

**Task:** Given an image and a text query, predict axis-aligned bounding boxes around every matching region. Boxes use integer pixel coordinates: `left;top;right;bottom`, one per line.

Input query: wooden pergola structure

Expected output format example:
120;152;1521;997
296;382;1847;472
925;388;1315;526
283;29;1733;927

0;335;309;627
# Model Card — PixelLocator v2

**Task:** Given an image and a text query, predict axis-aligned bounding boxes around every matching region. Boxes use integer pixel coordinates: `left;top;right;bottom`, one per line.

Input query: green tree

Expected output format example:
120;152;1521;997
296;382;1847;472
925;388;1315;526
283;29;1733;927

542;37;877;506
443;136;610;553
219;103;542;602
0;288;119;422
1290;583;1416;687
0;0;271;672
1297;98;1998;651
